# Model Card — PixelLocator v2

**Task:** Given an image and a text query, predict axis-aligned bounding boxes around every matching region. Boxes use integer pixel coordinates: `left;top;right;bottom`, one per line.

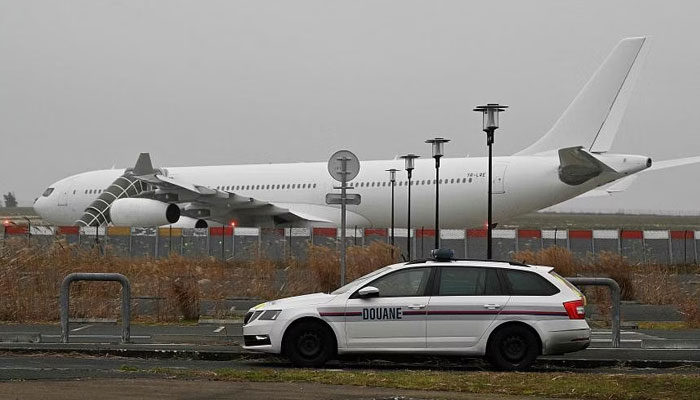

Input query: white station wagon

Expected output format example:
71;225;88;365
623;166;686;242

243;250;590;370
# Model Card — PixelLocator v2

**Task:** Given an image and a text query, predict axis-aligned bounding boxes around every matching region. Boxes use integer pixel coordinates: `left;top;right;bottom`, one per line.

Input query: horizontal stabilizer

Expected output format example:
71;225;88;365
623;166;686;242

575;175;637;198
574;155;700;199
647;155;700;172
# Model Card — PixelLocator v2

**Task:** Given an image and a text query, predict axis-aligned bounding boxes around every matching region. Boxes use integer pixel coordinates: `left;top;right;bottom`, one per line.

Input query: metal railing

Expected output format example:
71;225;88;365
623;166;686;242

59;273;131;343
567;277;621;348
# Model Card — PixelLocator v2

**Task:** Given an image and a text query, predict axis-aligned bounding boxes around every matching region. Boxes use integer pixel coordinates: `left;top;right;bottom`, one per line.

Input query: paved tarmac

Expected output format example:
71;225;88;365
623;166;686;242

2;322;700;369
0;377;551;400
2;322;700;400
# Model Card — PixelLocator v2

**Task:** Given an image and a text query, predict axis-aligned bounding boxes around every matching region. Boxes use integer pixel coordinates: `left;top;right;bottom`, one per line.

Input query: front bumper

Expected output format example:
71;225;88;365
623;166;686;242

242;318;285;354
244;334;271;347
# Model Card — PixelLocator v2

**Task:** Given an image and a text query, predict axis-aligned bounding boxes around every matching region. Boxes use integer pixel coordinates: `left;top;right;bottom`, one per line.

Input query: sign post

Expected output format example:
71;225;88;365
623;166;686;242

327;150;360;286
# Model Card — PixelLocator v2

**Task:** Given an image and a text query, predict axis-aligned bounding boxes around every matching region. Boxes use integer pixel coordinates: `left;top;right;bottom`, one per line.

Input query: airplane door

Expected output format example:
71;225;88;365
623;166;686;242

57;190;69;206
493;162;507;194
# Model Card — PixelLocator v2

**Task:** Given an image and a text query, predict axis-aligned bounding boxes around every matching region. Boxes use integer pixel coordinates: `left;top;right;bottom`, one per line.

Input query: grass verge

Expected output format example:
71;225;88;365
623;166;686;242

121;366;700;400
636;321;695;330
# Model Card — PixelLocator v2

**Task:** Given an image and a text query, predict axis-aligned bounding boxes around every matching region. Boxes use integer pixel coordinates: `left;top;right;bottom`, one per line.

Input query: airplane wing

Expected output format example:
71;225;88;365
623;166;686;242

145;175;334;225
108;153;337;227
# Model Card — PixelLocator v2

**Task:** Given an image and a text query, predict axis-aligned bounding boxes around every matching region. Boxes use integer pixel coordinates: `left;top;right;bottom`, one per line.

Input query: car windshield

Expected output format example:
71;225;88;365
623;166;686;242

330;266;393;294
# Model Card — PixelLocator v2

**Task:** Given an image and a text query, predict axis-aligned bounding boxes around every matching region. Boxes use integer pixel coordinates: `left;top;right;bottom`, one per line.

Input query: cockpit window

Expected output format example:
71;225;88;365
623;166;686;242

42;188;54;197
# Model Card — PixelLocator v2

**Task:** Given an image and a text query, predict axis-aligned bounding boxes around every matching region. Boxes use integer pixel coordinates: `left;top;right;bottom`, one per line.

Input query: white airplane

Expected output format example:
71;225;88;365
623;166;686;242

33;37;700;229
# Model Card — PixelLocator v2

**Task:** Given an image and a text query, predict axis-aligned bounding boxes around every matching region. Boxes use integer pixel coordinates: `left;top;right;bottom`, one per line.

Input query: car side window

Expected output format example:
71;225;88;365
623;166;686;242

368;267;431;297
438;267;505;296
504;269;560;296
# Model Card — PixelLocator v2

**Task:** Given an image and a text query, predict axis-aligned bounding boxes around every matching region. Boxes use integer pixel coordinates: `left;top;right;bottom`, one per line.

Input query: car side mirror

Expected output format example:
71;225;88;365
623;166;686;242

358;286;379;298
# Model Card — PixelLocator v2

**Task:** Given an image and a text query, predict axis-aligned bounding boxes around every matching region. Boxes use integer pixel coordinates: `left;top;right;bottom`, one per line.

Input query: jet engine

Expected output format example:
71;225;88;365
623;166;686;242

109;198;180;227
168;216;209;229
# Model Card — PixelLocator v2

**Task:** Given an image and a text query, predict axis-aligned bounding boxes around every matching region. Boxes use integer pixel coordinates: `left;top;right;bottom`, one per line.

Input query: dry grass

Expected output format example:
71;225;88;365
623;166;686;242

2;238;699;326
281;242;398;296
0;238;278;322
514;247;700;326
0;239;397;323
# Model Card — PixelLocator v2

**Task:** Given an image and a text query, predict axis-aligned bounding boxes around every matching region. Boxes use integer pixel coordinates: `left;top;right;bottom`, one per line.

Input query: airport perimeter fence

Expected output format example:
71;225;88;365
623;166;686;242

1;225;698;265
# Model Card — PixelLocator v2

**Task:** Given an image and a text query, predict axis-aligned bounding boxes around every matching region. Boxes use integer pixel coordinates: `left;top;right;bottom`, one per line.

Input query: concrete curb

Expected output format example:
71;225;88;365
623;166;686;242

0;333;41;344
537;357;700;369
0;344;259;361
643;339;700;349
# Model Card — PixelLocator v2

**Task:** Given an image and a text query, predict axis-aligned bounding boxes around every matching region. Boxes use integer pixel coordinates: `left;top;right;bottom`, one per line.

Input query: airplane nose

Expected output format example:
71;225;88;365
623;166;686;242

33;196;47;218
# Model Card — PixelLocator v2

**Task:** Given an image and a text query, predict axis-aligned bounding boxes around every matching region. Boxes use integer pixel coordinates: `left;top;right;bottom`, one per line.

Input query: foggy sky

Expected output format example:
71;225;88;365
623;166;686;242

1;0;699;214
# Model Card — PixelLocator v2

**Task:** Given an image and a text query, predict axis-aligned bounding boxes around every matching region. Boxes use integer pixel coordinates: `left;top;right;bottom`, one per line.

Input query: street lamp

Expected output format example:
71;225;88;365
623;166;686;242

473;103;508;259
386;168;398;251
400;154;419;260
425;137;450;250
23;217;31;248
221;222;226;261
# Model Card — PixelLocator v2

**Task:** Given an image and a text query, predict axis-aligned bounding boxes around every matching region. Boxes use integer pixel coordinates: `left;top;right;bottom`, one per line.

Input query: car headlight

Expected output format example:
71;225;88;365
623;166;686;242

258;310;282;321
244;310;263;325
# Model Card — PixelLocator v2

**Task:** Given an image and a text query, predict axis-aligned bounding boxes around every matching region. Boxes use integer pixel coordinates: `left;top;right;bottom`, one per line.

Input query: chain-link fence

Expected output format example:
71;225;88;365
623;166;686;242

1;225;697;264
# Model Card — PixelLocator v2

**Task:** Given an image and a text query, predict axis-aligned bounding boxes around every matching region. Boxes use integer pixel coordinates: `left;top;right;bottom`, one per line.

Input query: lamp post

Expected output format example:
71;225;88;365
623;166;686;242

473;103;508;259
386;168;398;249
221;222;226;261
400;154;419;260
425;137;450;250
23;217;31;248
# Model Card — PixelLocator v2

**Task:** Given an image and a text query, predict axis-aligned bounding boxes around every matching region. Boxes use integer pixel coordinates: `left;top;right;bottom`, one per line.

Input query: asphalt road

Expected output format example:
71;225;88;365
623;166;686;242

3;322;700;381
1;352;700;400
0;378;547;400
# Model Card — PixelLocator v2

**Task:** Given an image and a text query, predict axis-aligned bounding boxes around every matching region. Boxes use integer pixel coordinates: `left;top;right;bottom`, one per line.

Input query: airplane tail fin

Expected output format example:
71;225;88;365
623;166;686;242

517;37;650;155
131;153;155;176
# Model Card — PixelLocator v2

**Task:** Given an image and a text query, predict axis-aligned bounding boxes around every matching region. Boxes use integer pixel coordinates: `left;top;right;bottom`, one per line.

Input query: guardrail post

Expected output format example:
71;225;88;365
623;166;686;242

566;277;621;348
60;273;131;344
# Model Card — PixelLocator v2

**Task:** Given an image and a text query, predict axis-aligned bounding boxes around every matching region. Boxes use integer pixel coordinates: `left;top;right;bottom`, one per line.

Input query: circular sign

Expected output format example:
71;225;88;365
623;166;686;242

327;150;360;182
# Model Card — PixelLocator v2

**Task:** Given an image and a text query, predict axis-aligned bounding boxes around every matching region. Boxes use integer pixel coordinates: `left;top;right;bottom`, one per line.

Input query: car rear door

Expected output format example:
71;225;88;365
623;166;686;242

344;267;432;349
426;266;510;349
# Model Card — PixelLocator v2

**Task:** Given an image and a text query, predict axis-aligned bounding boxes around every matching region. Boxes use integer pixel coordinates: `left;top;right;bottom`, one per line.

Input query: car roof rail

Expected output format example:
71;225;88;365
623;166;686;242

405;256;530;267
403;248;531;267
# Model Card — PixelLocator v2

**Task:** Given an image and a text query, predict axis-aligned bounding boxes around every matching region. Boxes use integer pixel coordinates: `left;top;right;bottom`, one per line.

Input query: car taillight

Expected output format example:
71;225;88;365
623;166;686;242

563;299;586;319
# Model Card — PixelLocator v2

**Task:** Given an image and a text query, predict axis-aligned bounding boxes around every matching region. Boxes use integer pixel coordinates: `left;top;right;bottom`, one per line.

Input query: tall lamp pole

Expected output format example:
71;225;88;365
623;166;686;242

425;137;450;250
400;154;419;260
23;217;31;248
386;169;398;249
473;104;507;259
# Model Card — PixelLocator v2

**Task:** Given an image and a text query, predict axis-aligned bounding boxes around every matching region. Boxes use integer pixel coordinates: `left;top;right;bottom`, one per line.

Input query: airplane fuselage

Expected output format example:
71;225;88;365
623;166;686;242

34;154;649;229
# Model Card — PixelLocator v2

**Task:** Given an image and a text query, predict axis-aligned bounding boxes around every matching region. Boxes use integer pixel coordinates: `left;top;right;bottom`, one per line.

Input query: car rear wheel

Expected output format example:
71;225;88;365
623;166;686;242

487;325;539;371
284;321;335;368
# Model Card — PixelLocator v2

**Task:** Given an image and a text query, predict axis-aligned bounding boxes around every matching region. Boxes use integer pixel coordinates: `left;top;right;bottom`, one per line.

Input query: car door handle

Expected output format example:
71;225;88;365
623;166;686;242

407;304;426;309
483;304;502;310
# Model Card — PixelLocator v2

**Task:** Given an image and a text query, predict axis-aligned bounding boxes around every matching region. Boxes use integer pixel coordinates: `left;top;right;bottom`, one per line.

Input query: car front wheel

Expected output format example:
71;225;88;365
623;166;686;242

487;325;540;371
283;321;335;368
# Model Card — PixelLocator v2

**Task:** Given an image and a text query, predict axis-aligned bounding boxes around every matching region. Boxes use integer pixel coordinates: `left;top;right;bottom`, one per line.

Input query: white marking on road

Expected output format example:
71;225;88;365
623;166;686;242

591;339;642;343
213;326;225;333
71;325;93;332
42;334;151;339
